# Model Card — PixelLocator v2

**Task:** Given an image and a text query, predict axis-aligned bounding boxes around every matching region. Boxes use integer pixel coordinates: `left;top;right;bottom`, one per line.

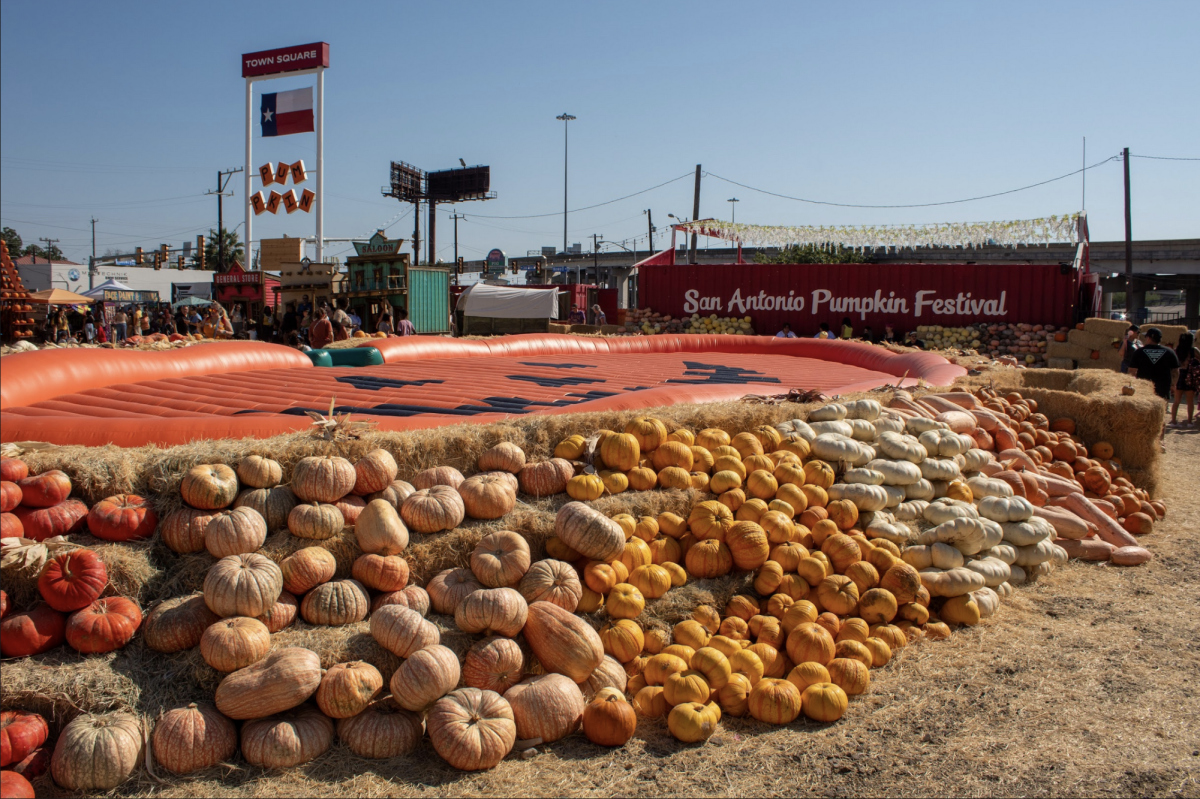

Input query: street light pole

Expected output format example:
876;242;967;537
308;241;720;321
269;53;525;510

728;197;739;225
556;113;575;256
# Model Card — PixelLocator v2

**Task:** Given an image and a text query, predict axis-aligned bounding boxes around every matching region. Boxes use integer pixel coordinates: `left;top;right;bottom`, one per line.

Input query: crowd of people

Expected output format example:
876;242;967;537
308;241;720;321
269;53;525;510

774;316;899;345
1117;324;1199;436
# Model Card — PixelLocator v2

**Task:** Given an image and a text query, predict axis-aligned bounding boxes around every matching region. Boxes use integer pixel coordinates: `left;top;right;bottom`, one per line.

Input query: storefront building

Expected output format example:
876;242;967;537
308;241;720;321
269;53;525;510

342;231;450;334
213;262;279;322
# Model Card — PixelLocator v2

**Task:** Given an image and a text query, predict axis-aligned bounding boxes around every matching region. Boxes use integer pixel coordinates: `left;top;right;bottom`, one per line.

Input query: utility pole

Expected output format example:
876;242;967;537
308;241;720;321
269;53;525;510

646;209;654;252
1123;147;1133;320
592;233;604;288
690;164;701;264
451;211;465;263
206;168;243;272
39;237;60;263
412;200;421;266
89;218;98;290
428;201;437;264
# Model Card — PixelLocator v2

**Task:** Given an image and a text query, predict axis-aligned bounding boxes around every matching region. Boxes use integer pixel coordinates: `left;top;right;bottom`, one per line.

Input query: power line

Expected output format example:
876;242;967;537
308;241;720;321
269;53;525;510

1129;154;1200;161
463;172;693;219
704;156;1122;209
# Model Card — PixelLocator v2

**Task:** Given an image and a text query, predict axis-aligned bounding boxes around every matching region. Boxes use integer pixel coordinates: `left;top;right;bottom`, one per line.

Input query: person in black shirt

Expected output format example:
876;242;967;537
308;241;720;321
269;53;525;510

1129;327;1180;450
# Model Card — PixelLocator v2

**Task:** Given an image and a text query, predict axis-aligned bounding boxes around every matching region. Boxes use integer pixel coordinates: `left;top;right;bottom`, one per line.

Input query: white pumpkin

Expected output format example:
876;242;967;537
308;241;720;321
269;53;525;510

922;498;979;525
847;419;879;442
1049;543;1069;566
984;543;1019;565
1006;563;1028;585
964;556;1011;587
966;475;1013;499
867;459;922;486
901;545;933;569
809;420;854;438
978;518;1004;551
842;468;884;486
960;449;994;473
915;517;991;555
826;483;889;512
881;485;906;508
904;478;935;501
1000;517;1054;547
919;566;986;597
1013;538;1058;568
978;495;1035;524
904;417;948;435
971;586;1001;618
842;399;882;421
920;458;961;483
893;500;929;521
1028;560;1055;581
994;581;1015;599
918;429;973;459
865;516;912;545
810;433;866;464
877;432;927;464
775;419;816;441
808;404;848;422
872;415;905;435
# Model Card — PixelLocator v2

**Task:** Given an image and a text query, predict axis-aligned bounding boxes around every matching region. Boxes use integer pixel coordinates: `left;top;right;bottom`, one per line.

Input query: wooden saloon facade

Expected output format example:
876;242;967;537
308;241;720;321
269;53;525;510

343;231;450;334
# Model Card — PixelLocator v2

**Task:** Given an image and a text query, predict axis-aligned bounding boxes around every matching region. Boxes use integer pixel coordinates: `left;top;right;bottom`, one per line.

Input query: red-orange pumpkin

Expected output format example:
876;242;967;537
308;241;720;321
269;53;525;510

582;690;637;746
0;481;21;513
0;458;29;483
291;456;356;503
256;590;299;633
317;661;385;718
12;499;88;540
371;585;430;616
352;449;398;496
151;702;237;775
1;512;22;539
504;674;586;743
463;636;525;694
1;769;34;798
37;549;107;612
523;601;604;684
87;494;158;542
16;470;71;508
0;604;65;657
1;710;48;769
427;688;516;771
65;597;142;654
351;553;410;592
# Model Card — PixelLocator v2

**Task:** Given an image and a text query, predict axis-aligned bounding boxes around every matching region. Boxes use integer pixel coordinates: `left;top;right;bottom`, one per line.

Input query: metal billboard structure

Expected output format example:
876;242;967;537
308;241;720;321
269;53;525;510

383;163;495;265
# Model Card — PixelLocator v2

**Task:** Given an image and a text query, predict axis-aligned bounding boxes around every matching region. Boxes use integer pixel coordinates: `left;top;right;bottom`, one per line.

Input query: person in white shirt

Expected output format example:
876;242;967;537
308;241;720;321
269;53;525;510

775;323;797;338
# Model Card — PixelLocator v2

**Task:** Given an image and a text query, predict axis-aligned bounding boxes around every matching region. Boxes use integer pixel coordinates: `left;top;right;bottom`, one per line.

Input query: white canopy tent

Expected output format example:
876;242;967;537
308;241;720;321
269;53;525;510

455;284;561;319
81;279;135;298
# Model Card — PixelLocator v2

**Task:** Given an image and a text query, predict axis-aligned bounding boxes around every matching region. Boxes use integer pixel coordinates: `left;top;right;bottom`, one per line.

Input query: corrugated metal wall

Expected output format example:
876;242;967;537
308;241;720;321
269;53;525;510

408;267;450;333
639;263;1078;335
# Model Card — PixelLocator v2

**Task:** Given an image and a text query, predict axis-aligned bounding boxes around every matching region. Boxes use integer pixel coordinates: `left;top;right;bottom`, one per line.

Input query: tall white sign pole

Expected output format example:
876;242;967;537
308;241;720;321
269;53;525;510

316;66;324;264
245;78;253;263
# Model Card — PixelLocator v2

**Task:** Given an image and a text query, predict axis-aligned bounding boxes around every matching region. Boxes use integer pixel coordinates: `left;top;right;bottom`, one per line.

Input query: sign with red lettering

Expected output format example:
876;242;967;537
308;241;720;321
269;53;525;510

242;42;329;78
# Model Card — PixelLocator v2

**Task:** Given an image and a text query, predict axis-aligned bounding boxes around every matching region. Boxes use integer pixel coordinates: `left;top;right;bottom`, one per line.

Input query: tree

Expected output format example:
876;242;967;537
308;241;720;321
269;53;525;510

754;244;873;264
204;228;244;271
22;243;64;261
1;227;22;257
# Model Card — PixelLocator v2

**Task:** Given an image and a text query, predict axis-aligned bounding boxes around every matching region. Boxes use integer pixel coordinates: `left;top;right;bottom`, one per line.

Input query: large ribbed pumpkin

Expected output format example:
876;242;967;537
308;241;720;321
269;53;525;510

160;507;214;554
141;593;219;653
236;456;282;489
241;706;333;768
280;547;337;595
459;473;517;520
0;604;65;657
504;674;585;743
50;712;143;790
428;567;484;615
371;604;440;657
87;494;158;542
316;661;384;718
518;559;582;611
366;479;416;509
685;539;734;578
256;591;299;633
478;442;527;474
355;498;410;554
523;600;604;684
234;485;297;531
626;417;668;452
301;579;370;626
13;470;69;508
204;507;267;558
471;531;531;588
151;702;237;775
180;464;238;510
65;597;141;654
199;616;270;672
335;699;425;759
352;553;409;592
371;585;429;616
291;456;356;503
334;495;366;526
748;677;802;724
455;587;528;637
12;500;88;541
411;466;465;491
353;449;398;496
287;502;344;540
515;460;572;500
214;647;323;720
600;434;640;472
400;486;465;533
203;553;283;618
555;502;625;561
390;644;462;712
0;710;48;769
726;521;770;570
464;636;525;694
428;688;516;771
786;622;836;666
37;549;106;612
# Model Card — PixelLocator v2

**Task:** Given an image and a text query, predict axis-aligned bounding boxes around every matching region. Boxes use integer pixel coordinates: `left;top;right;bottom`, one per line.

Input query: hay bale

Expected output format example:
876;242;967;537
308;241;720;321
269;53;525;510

1153;324;1188;347
1046;357;1076;370
271;620;403;679
600;324;622;336
1068;329;1115;352
1046;341;1073;359
548;323;571;334
1083;317;1133;338
570;324;601;335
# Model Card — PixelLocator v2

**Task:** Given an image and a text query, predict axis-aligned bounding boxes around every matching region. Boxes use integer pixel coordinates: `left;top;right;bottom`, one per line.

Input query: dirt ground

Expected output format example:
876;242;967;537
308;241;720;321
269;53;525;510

17;423;1188;798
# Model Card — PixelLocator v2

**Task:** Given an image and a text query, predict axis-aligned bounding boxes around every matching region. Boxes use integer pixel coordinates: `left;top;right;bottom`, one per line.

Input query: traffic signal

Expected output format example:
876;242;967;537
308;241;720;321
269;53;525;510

535;260;545;277
135;247;143;265
153;251;162;269
510;260;519;274
456;257;464;275
197;235;206;270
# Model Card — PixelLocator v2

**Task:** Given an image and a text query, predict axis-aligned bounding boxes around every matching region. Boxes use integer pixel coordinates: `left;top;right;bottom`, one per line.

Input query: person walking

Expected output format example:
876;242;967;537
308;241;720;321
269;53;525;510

54;308;71;343
377;312;394;336
1129;327;1181;451
112;306;128;342
309;307;334;349
84;312;96;343
396;309;416;336
1118;324;1142;374
231;304;244;337
1169;331;1199;427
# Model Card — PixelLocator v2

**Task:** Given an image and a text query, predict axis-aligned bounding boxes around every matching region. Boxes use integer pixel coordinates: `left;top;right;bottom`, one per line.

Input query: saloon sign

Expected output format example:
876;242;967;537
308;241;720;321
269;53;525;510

638;262;1079;333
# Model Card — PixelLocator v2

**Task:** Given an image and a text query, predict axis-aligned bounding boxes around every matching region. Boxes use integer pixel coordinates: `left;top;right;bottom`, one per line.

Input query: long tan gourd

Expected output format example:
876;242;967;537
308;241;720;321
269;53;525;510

1031;505;1095;540
1060;493;1138;547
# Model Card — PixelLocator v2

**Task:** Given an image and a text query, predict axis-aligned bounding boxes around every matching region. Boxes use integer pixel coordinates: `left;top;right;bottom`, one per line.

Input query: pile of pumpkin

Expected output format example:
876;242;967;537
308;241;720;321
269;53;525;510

621;307;756;337
914;322;1056;365
1;459;157;543
1;708;49;798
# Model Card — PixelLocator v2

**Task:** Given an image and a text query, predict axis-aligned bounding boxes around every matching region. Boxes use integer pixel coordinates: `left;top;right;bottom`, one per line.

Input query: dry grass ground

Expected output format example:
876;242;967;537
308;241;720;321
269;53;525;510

8;375;1197;798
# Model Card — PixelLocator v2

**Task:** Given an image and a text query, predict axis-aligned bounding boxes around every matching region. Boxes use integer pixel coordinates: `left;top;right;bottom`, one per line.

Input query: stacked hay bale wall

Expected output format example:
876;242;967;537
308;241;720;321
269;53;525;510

1045;317;1191;371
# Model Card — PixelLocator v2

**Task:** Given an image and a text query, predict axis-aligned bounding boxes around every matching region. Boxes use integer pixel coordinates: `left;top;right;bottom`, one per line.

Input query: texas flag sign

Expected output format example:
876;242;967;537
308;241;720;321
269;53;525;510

260;88;314;137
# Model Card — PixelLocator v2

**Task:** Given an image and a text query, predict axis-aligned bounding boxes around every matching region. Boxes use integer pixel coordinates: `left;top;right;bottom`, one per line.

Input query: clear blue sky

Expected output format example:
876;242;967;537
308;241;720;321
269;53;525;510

2;0;1197;266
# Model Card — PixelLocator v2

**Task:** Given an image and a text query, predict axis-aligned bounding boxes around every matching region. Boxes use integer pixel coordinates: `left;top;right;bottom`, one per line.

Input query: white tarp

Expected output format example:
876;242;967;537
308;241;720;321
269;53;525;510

81;279;135;298
456;284;560;319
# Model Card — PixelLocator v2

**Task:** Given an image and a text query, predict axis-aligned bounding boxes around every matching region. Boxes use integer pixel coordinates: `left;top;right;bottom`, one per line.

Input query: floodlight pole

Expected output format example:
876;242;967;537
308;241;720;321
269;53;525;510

557;113;575;255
